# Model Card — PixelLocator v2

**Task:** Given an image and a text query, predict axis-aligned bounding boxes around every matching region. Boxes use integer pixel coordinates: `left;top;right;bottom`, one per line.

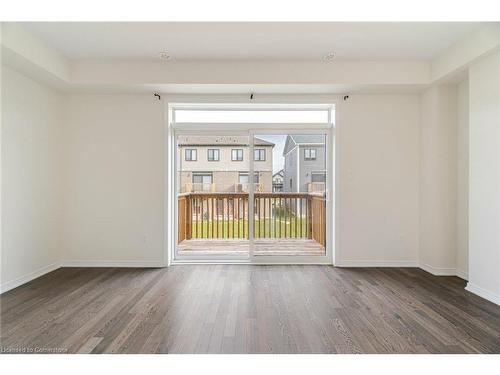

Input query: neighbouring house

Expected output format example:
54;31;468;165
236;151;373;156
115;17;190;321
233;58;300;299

272;169;284;192
283;135;326;193
177;135;274;193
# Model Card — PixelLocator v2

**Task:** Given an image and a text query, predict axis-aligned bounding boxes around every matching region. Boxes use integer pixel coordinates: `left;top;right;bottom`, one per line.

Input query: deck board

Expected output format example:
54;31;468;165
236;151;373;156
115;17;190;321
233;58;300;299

177;238;325;256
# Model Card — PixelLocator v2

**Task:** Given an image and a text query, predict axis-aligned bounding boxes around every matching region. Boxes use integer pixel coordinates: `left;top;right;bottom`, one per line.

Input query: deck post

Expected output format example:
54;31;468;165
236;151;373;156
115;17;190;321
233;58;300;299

186;195;192;240
307;196;313;239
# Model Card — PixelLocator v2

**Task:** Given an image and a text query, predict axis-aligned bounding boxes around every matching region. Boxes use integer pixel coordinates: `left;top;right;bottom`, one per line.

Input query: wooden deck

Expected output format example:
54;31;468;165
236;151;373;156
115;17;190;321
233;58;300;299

178;192;326;248
177;238;325;256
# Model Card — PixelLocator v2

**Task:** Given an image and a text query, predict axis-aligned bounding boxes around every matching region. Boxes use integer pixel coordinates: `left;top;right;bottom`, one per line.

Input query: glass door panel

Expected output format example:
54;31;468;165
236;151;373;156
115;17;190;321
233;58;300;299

252;133;327;257
175;134;250;259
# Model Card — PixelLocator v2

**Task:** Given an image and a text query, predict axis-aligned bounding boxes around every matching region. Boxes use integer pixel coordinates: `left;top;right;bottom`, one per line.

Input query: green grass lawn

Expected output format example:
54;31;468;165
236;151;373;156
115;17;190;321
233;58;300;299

191;218;308;239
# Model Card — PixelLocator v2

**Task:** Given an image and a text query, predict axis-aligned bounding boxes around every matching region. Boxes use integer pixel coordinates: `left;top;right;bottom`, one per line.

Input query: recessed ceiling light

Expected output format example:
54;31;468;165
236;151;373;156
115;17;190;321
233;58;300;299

323;52;335;61
159;52;171;60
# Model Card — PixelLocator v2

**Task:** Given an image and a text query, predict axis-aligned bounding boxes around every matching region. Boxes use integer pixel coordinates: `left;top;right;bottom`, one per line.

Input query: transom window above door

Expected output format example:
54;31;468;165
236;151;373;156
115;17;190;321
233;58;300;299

173;108;331;123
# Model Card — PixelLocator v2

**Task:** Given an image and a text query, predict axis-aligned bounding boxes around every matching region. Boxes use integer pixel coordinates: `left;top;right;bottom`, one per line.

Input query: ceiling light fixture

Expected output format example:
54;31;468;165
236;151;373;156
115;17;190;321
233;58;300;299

159;52;171;60
323;52;335;61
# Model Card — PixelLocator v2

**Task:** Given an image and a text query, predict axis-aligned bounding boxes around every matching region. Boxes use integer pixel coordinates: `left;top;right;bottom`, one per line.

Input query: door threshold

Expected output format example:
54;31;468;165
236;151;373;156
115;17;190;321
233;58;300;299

171;260;334;265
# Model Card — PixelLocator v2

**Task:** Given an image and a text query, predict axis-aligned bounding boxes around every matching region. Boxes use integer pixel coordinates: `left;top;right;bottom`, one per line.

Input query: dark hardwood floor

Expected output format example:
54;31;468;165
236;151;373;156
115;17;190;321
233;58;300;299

1;266;500;354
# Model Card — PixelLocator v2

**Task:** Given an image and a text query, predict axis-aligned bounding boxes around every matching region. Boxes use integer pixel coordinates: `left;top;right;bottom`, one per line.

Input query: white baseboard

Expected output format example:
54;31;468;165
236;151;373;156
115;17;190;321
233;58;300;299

61;260;165;268
419;263;457;276
335;260;419;267
419;264;469;280
465;282;500;306
0;262;61;294
455;268;468;280
1;260;165;293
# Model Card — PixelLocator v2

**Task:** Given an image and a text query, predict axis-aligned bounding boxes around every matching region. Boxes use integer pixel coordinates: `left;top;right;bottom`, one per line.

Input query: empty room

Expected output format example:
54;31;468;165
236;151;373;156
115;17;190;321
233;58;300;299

1;2;500;369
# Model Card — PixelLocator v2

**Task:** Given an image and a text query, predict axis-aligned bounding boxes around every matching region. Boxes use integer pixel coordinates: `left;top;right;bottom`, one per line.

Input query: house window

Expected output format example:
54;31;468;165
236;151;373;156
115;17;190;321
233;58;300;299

304;148;317;160
238;172;259;184
289;179;293;189
185;149;197;161
231;149;243;161
207;149;220;161
192;173;213;184
254;149;266;161
311;172;326;182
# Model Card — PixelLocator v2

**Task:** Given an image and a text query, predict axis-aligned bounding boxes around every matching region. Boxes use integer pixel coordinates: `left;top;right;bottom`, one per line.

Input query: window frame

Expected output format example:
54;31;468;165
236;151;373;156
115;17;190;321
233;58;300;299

207;148;220;161
304;148;317;160
254;148;266;161
192;172;213;184
185;148;197;161
168;100;337;267
311;171;326;183
172;108;331;124
231;148;244;161
238;171;260;184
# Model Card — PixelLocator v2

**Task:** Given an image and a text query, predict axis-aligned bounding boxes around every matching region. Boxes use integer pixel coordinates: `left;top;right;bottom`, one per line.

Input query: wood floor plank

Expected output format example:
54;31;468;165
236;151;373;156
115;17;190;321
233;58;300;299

1;265;500;354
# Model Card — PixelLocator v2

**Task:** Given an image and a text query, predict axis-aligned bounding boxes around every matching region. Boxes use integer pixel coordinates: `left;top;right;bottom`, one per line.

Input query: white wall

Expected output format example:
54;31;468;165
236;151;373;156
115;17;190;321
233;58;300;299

1;66;64;292
337;95;420;266
63;94;165;266
467;51;500;305
457;79;469;280
420;85;458;275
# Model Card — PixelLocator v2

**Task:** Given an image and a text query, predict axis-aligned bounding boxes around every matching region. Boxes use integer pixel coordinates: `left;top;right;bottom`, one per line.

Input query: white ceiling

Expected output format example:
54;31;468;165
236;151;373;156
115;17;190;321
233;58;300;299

19;22;482;61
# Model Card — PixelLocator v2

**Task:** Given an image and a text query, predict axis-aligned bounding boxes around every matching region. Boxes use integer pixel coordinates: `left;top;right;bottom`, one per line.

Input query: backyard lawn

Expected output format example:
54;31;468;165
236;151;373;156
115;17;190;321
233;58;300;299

191;218;309;239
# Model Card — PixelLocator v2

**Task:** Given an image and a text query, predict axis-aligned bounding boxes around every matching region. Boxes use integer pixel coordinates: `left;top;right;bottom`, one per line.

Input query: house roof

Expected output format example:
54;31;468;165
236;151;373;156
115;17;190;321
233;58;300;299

273;169;284;178
289;135;325;144
283;134;325;155
178;135;274;147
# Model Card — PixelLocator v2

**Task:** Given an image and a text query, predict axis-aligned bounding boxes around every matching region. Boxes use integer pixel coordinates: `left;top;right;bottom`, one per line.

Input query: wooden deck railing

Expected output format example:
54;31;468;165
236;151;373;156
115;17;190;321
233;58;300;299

178;192;326;247
181;183;216;193
307;182;325;193
235;183;263;192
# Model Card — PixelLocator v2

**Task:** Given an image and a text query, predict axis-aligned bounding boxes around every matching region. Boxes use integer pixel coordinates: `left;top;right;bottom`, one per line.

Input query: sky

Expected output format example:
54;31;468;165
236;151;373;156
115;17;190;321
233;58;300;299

255;134;287;174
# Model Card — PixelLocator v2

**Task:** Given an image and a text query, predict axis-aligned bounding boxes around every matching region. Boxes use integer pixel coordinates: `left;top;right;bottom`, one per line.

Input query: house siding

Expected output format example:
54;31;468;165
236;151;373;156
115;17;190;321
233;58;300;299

177;144;273;192
284;148;298;192
283;135;326;193
298;145;326;192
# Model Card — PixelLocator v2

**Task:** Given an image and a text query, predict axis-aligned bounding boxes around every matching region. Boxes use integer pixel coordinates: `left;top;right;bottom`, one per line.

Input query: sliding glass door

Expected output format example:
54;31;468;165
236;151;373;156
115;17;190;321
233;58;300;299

171;105;334;264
